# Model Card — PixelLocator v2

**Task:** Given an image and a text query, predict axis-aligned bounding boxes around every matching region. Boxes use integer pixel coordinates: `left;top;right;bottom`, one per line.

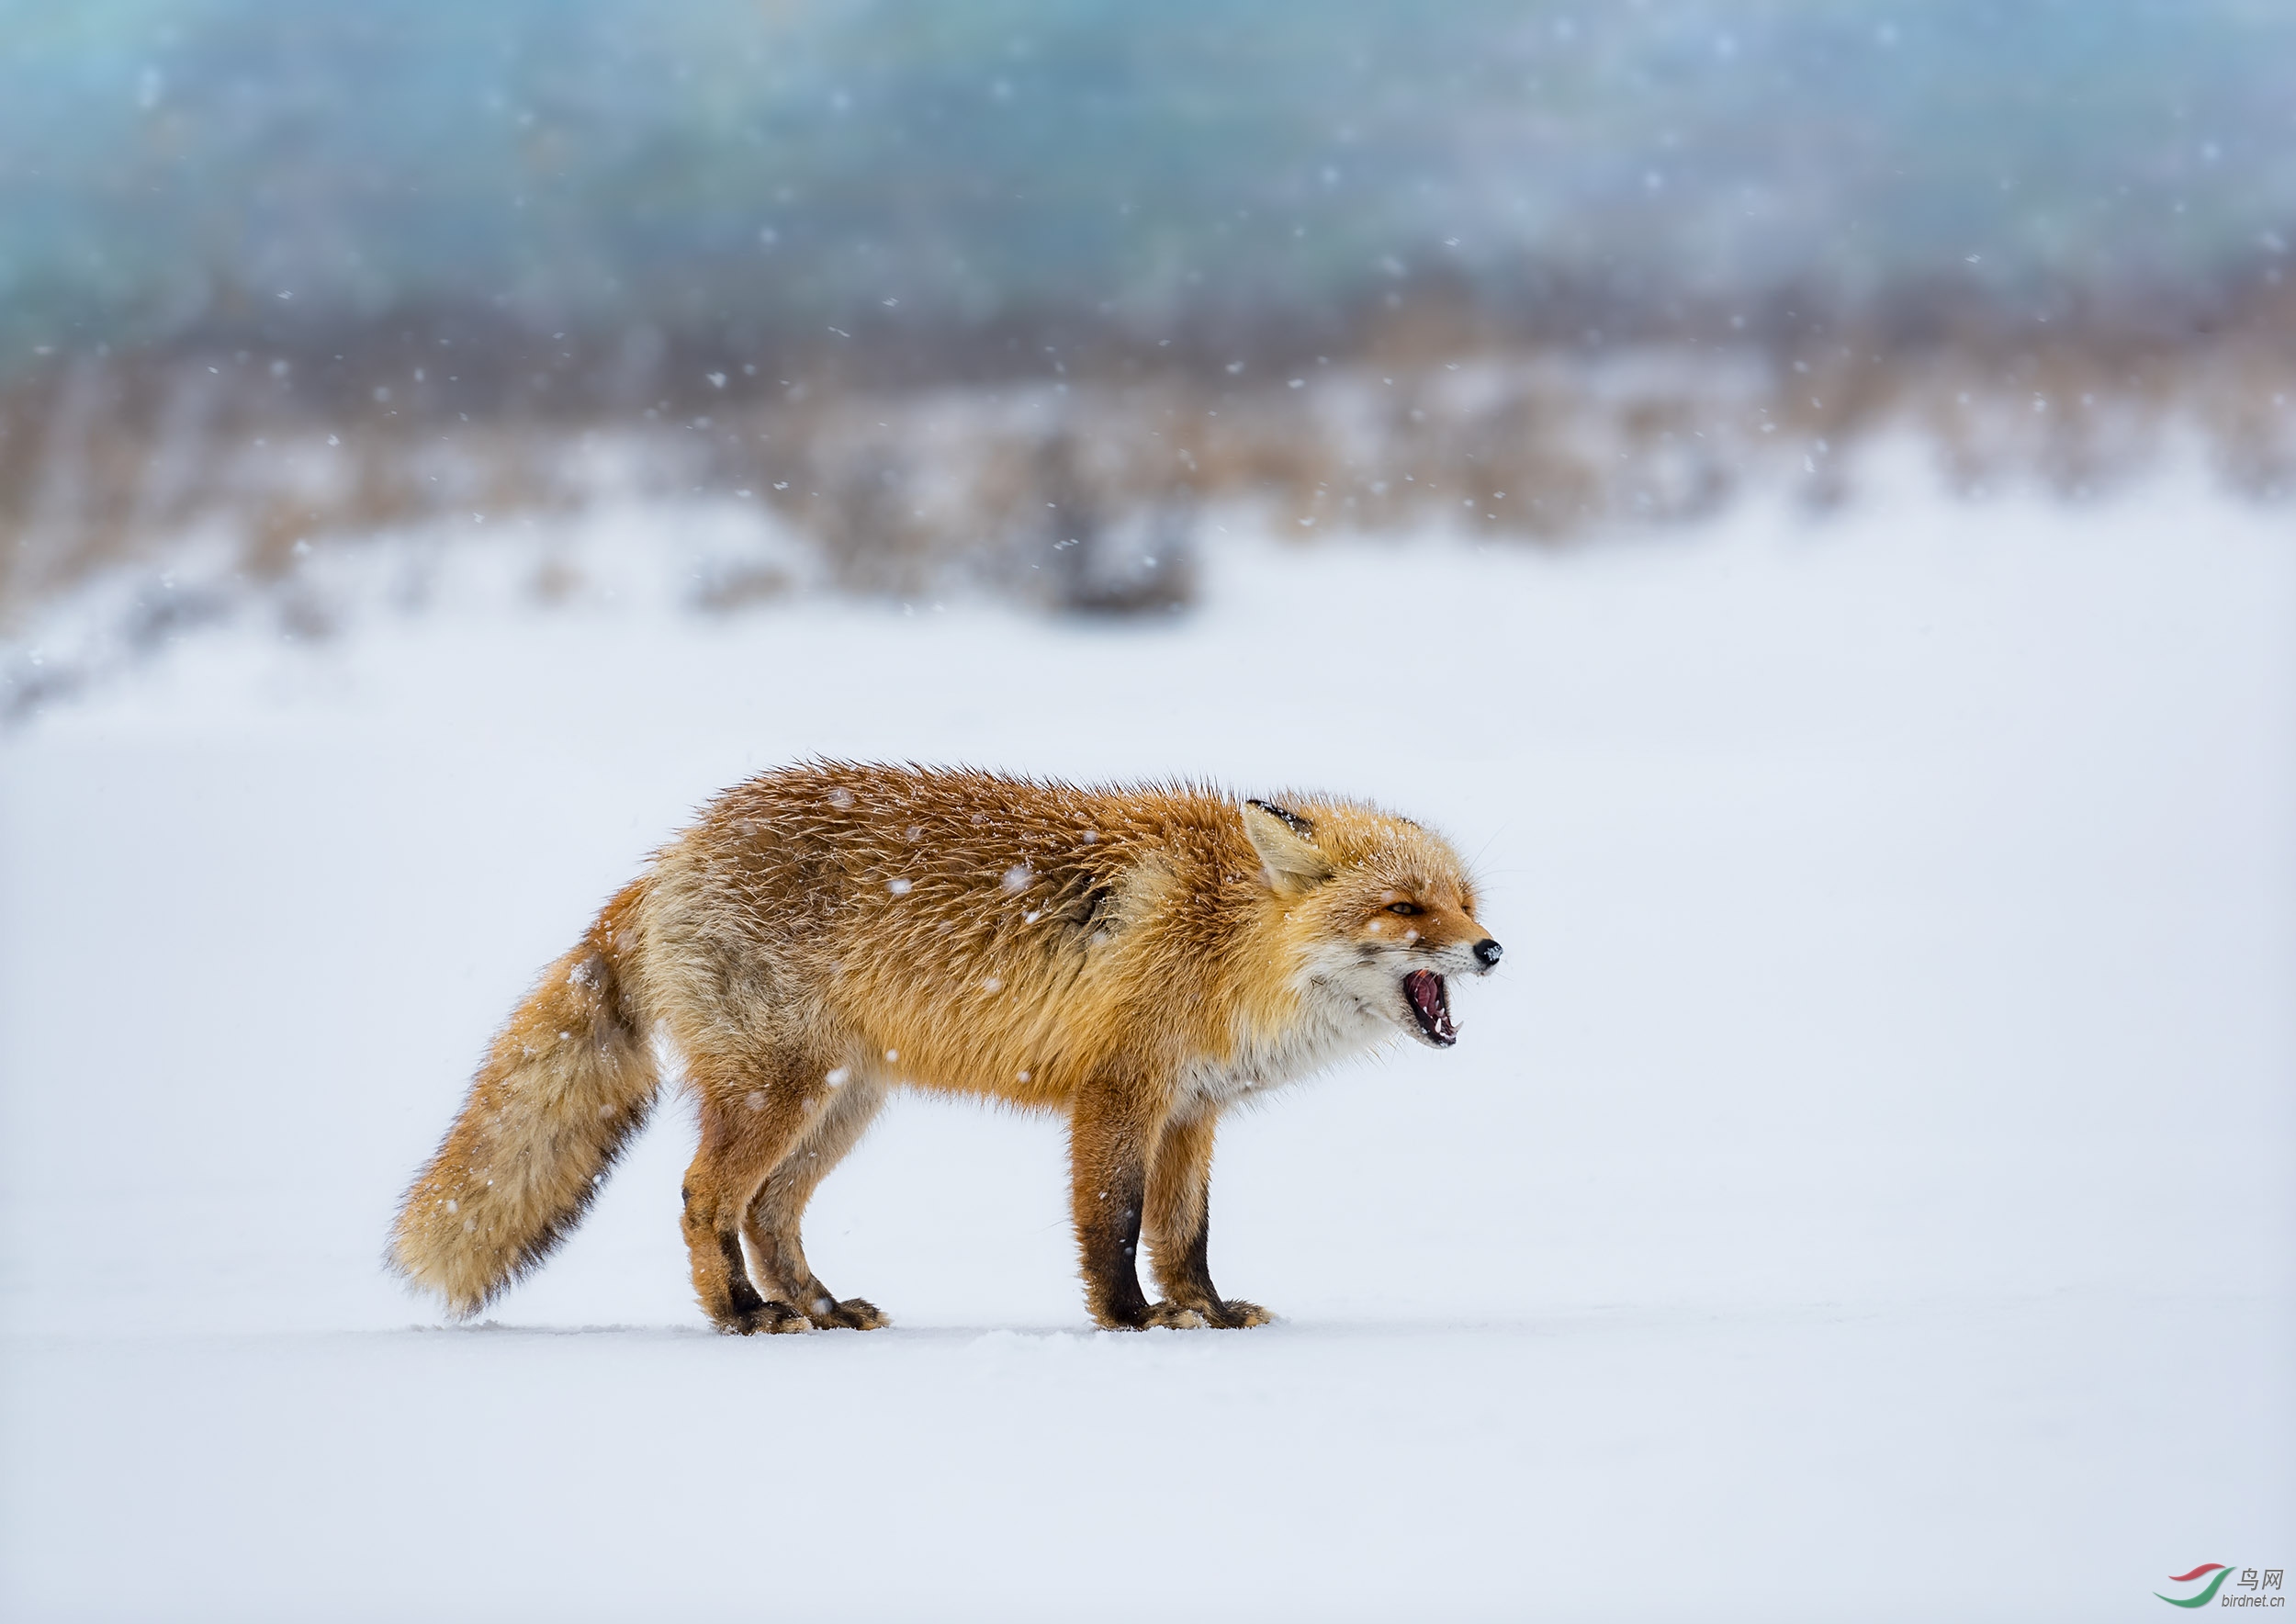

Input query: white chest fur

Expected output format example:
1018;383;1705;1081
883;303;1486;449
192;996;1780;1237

1178;977;1393;1109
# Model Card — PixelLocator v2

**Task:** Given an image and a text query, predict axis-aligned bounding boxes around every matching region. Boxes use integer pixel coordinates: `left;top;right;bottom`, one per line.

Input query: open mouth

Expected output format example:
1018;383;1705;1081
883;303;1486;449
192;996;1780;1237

1403;970;1456;1046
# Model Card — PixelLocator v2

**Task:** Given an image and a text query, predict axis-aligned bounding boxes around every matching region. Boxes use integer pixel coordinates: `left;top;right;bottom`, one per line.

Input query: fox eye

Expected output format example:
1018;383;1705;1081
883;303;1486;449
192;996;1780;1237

1386;901;1420;916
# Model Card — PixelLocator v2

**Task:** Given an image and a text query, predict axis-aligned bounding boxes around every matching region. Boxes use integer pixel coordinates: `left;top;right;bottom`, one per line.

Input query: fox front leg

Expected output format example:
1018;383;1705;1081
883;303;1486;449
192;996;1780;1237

1068;1077;1206;1330
1145;1109;1274;1329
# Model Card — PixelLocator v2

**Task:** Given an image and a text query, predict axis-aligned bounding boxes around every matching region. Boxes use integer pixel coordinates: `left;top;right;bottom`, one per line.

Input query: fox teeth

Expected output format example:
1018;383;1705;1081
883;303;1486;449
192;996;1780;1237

1403;969;1455;1044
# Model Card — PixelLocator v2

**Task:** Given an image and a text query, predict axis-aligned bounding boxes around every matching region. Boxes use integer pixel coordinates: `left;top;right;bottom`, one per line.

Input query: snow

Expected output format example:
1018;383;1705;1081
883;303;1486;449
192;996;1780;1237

2;468;2291;1620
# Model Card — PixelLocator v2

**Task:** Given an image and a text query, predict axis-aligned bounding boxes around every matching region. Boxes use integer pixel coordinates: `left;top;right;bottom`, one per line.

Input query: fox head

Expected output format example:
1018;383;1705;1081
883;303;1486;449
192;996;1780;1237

1241;796;1502;1049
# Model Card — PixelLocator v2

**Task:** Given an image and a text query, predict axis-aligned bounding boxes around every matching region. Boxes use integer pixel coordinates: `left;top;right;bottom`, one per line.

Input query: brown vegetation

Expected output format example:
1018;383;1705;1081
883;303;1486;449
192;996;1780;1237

3;280;2290;657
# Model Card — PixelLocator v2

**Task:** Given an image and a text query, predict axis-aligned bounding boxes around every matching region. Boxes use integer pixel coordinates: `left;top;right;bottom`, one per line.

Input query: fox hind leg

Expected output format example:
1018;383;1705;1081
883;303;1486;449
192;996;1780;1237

1145;1107;1273;1328
681;1055;822;1335
743;1074;890;1330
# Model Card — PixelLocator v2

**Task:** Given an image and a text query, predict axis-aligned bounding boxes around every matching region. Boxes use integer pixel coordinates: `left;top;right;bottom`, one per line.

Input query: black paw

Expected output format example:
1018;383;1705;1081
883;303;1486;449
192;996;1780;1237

721;1301;815;1335
801;1295;889;1330
1204;1298;1275;1328
1094;1300;1210;1331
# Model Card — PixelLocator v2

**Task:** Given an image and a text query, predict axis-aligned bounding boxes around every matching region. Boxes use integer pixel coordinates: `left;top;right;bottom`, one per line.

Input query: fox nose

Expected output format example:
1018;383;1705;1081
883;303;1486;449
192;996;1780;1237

1472;938;1503;969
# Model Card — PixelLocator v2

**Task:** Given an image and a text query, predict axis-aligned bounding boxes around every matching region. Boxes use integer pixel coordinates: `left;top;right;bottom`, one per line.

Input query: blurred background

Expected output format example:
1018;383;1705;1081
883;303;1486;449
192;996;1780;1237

3;0;2292;711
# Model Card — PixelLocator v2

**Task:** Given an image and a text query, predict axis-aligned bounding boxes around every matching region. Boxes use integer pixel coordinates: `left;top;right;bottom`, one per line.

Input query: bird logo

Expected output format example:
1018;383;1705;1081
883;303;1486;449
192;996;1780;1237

2156;1564;2234;1608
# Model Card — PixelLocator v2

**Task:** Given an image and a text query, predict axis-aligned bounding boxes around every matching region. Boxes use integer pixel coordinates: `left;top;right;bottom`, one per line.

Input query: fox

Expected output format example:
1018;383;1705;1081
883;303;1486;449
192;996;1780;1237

388;761;1501;1333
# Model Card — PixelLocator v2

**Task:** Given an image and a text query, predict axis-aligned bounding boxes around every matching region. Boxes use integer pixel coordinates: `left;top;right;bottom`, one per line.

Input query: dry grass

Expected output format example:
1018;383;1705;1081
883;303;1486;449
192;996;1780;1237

4;305;2290;654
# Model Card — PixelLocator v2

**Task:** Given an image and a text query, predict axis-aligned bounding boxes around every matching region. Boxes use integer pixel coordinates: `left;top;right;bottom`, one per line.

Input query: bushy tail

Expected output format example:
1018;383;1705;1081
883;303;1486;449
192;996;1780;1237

388;882;657;1317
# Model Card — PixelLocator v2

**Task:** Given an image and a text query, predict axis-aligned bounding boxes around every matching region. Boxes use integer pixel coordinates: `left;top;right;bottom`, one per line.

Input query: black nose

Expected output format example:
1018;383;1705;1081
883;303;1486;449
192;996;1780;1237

1472;938;1503;968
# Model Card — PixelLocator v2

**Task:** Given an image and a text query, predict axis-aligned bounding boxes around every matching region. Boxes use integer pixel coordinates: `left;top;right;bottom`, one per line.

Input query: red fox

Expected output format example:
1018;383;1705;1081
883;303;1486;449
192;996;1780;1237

389;762;1500;1332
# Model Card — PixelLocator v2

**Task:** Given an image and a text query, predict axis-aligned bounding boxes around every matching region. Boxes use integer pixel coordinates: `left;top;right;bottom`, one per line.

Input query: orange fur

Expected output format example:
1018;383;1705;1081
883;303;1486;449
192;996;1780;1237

388;762;1500;1331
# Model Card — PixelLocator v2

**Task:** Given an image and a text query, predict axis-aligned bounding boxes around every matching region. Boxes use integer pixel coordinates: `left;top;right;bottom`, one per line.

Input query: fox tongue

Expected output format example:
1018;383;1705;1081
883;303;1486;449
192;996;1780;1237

1404;969;1455;1043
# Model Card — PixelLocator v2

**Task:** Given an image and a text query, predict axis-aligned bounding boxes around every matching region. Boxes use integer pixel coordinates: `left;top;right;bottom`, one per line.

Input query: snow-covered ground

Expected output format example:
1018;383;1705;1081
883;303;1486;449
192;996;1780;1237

3;469;2290;1621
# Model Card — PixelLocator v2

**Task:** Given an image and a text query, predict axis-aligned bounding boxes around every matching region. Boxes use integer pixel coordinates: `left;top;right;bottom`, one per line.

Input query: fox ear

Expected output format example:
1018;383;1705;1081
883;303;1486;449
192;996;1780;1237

1243;799;1334;895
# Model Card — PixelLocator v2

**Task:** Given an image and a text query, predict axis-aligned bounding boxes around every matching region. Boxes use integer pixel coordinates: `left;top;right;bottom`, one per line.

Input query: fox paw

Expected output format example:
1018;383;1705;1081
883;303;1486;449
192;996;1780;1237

1164;1296;1274;1328
1145;1302;1208;1329
1204;1298;1276;1329
722;1301;815;1336
802;1295;889;1331
1097;1301;1209;1331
